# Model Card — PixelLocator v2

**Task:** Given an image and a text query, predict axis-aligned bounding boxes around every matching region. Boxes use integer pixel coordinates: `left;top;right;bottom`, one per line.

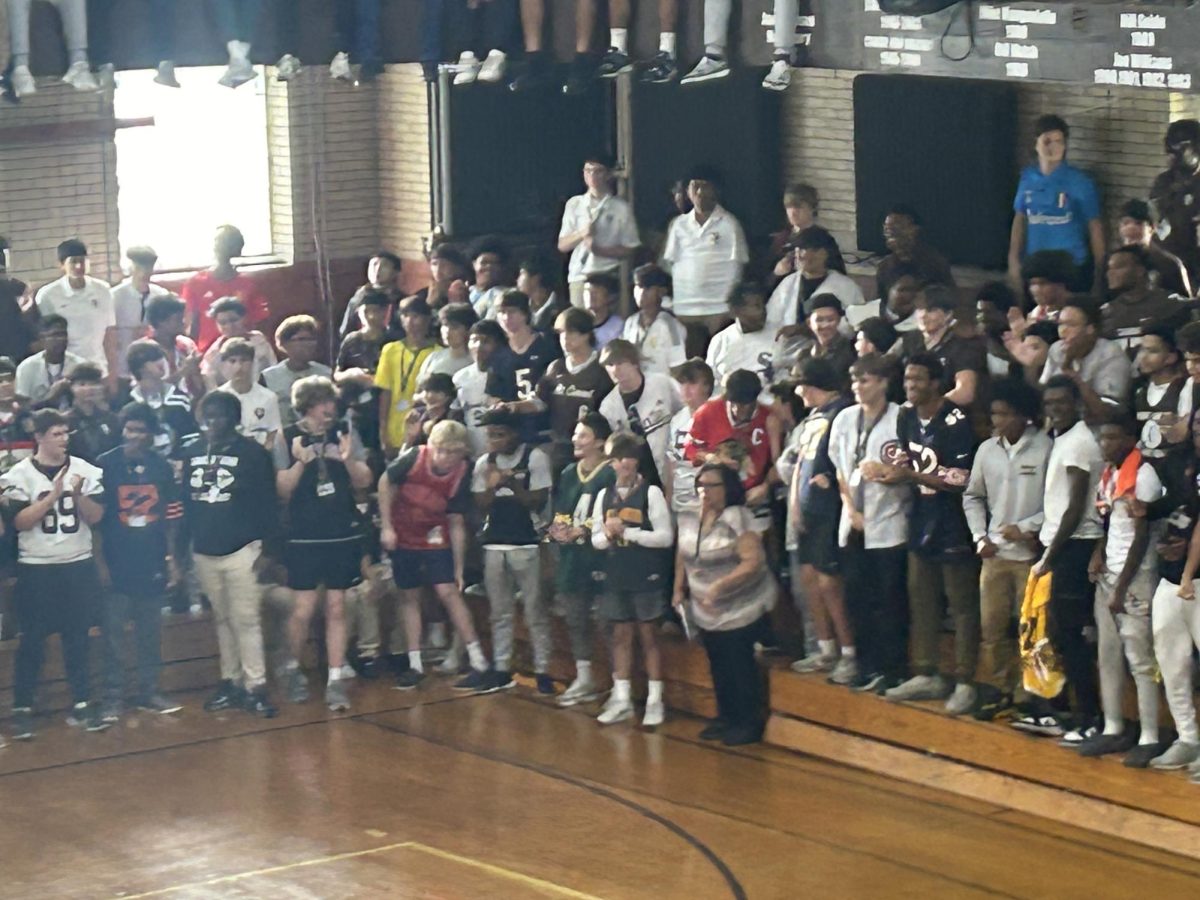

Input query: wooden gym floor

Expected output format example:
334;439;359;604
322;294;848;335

2;678;1199;899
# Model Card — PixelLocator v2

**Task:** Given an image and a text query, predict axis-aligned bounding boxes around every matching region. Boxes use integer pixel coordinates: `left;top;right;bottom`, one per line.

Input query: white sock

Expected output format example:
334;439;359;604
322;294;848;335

647;680;663;705
285;659;299;672
408;650;424;673
1103;717;1124;736
841;646;856;659
659;32;676;56
611;28;628;53
818;639;836;657
613;678;632;702
576;660;593;681
227;40;249;62
328;666;341;683
466;640;488;672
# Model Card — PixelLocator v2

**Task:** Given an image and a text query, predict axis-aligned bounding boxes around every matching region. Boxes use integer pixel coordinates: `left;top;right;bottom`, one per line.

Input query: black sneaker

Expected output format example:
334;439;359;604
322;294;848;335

638;51;678;83
10;707;34;741
204;680;244;712
597;48;633;78
453;669;493;693
136;694;183;714
508;52;551;92
1077;730;1138;758
393;668;425;691
699;719;728;741
562;54;594;95
721;724;763;746
971;687;1013;722
243;686;278;718
100;699;123;723
1124;741;1168;768
67;702;110;732
535;673;555;695
492;670;516;691
352;655;382;680
850;671;886;693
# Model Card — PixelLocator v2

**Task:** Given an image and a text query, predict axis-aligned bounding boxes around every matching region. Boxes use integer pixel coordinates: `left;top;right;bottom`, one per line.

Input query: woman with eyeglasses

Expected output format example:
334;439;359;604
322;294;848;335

673;462;775;745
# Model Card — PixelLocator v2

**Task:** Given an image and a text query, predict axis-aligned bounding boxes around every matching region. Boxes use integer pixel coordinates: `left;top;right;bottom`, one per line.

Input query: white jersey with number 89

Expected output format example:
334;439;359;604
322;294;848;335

0;456;103;565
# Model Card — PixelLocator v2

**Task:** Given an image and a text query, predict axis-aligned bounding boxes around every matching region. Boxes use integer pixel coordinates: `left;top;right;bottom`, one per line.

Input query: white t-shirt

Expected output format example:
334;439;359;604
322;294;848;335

766;270;865;333
15;350;86;405
827;403;909;550
598;372;684;485
419;347;472;382
1040;420;1105;545
34;275;116;373
706;320;780;403
471;285;511;320
217;382;282;448
667;405;700;514
0;456;103;564
201;332;278;389
559;193;640;283
111;279;170;377
453;364;491;460
661;206;749;318
622;312;686;376
1101;461;1163;577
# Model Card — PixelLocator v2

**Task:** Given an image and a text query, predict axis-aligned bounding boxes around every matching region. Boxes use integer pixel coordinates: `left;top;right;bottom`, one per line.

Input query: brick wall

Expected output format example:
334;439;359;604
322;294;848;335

377;64;434;282
780;69;1191;265
0;85;121;290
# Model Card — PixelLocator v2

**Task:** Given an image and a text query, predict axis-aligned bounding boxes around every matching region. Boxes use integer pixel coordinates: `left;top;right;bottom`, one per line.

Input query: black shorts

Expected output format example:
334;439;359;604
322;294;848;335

794;518;841;576
390;547;456;590
285;539;363;591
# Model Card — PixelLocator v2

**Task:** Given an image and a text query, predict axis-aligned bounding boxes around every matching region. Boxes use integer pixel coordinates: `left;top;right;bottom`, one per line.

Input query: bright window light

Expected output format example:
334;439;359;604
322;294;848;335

114;66;273;271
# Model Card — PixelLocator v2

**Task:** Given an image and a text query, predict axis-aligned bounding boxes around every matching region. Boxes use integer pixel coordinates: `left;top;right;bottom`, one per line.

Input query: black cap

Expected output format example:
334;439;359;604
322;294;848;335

794;357;840;392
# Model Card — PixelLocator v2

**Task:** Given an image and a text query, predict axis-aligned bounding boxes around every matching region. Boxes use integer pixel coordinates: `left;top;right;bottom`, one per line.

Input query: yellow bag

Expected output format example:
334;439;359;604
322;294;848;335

1018;569;1066;699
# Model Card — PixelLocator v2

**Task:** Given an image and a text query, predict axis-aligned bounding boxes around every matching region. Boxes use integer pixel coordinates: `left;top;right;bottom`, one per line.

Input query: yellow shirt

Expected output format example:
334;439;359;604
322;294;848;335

375;340;437;448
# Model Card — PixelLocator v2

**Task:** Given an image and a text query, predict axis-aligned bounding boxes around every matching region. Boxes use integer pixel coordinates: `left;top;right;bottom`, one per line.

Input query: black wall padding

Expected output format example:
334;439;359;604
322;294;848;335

630;69;782;242
853;74;1018;269
447;80;611;240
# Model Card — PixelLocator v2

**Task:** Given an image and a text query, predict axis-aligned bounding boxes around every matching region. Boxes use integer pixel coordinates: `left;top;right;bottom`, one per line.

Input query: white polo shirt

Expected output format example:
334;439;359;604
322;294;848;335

622;311;686;376
14;350;86;405
1040;420;1105;545
661;206;749;318
34;275;116;373
111;279;170;377
559;193;641;283
216;381;282;448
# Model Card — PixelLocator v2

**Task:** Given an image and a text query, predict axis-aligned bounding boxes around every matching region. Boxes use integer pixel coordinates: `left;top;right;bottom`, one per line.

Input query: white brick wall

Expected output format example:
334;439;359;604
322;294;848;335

377;64;433;264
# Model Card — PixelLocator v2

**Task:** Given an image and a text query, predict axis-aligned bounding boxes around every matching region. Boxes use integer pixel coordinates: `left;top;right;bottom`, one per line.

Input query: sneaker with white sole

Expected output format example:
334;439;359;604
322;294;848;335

642;699;665;727
943;683;977;716
557;675;600;707
827;656;859;686
1009;713;1064;737
436;651;463;675
452;52;481;86
10;708;34;741
681;55;729;85
762;58;791;92
790;652;837;674
477;50;507;83
62;62;99;92
596;694;633;725
1149;740;1200;770
219;60;257;89
154;60;180;88
1058;723;1099;748
325;679;351;712
275;53;302;81
330;51;353;81
11;65;35;97
884;674;947;702
286;666;309;704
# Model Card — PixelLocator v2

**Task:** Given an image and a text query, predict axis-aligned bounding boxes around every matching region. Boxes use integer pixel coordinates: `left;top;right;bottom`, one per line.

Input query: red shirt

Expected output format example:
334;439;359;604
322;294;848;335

387;446;472;550
685;398;773;489
181;270;270;352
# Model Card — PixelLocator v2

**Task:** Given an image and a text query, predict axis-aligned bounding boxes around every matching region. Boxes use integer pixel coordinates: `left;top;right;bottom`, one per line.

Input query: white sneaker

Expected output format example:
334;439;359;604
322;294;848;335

596;694;633;725
642;699;665;727
427;622;448;650
436;650;462;675
790;652;837;674
219;60;257;88
477;49;507;83
154;60;180;88
884;674;947;702
330;51;353;81
10;65;35;97
943;683;977;716
828;656;859;686
275;53;302;81
762;58;791;92
452;52;481;86
557;675;599;707
62;61;99;92
1150;740;1200;770
681;55;729;85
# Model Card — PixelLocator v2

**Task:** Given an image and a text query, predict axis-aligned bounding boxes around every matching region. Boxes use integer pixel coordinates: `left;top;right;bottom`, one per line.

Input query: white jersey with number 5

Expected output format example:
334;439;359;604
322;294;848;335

0;456;103;564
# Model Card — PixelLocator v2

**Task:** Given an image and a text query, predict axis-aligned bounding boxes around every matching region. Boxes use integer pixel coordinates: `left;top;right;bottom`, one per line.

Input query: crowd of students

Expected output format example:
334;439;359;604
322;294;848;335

1;112;1200;777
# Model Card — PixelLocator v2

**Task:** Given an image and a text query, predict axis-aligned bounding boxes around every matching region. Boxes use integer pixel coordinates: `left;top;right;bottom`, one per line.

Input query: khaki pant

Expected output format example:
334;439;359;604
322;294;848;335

907;552;980;683
978;556;1031;693
194;541;267;688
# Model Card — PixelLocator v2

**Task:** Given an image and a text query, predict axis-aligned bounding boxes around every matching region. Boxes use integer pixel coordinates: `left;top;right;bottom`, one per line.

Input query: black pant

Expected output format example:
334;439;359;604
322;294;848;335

1047;539;1099;720
13;560;99;710
702;615;769;732
842;538;909;680
88;0;177;65
102;579;165;701
442;0;520;59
